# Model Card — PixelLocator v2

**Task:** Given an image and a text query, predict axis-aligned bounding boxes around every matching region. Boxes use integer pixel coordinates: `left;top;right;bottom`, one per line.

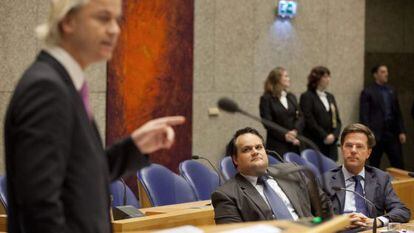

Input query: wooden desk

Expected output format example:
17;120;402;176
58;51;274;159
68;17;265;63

388;168;413;180
391;179;414;220
128;215;349;233
198;215;349;233
112;200;214;233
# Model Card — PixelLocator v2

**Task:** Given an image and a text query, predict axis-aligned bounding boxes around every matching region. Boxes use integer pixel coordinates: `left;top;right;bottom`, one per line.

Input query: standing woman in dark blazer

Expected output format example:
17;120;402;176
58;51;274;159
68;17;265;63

260;67;304;157
300;66;341;161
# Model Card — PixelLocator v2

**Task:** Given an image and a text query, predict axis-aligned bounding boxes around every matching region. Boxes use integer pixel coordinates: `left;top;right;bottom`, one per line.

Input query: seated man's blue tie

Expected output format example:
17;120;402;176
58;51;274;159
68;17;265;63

353;175;369;216
258;175;293;220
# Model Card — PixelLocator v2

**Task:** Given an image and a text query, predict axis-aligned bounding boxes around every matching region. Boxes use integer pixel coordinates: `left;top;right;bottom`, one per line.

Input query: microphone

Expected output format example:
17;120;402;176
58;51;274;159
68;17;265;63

266;149;285;163
217;97;327;192
217;97;320;152
192;155;224;184
120;178;127;206
332;186;378;233
271;165;332;221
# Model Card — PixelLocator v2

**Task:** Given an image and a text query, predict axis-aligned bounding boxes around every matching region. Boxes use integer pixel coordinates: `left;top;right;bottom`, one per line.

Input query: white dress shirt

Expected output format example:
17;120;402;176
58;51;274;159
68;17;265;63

316;90;330;112
279;91;288;109
342;166;389;226
44;46;85;91
241;174;299;220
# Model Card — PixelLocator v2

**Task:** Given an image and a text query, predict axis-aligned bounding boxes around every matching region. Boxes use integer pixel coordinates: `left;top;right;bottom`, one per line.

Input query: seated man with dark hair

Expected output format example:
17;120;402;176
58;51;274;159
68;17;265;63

211;127;332;224
321;123;410;229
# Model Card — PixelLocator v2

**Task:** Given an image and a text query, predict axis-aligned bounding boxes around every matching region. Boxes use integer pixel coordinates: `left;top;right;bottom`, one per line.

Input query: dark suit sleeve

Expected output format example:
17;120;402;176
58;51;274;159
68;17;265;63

11;80;73;233
211;190;243;224
381;175;411;222
260;95;286;142
393;90;406;134
289;94;305;133
106;137;150;181
359;89;370;125
304;174;333;218
331;95;342;139
300;93;328;140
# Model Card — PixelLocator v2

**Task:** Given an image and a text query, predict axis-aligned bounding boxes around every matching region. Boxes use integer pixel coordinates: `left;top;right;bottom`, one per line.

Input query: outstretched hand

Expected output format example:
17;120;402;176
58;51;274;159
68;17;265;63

131;116;185;154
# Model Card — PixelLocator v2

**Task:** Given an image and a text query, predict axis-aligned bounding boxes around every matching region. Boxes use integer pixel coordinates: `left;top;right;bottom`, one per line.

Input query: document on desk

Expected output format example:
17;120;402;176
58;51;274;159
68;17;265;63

221;224;282;233
154;225;203;233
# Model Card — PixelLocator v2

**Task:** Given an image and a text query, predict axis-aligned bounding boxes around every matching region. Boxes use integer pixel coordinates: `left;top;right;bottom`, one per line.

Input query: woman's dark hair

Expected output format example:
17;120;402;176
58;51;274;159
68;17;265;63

307;66;330;91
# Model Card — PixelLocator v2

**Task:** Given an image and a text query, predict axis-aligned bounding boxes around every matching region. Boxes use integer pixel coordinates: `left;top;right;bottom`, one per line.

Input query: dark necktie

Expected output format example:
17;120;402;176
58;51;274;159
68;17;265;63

257;175;293;220
353;175;368;216
79;81;93;120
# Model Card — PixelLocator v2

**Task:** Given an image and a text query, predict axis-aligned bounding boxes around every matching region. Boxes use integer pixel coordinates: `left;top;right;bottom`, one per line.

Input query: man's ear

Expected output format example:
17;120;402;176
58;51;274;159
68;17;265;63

366;148;372;159
232;155;238;167
60;13;77;36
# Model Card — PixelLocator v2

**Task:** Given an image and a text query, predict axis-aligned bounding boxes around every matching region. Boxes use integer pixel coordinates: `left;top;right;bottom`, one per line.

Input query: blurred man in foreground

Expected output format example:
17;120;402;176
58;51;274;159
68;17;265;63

4;0;184;232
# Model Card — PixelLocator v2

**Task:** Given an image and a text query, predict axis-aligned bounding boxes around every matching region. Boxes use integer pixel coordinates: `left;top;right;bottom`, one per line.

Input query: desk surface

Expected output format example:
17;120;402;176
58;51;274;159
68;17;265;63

112;200;214;233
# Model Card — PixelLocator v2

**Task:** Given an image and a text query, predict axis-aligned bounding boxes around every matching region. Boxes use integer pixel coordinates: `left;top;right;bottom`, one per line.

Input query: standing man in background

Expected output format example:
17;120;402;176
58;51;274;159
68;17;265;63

360;65;406;169
4;0;184;233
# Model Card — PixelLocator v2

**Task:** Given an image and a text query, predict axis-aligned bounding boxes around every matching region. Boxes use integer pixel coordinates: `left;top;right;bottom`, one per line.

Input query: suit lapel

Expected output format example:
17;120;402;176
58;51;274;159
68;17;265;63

364;168;378;216
330;169;346;213
236;174;272;218
38;51;103;147
272;174;304;216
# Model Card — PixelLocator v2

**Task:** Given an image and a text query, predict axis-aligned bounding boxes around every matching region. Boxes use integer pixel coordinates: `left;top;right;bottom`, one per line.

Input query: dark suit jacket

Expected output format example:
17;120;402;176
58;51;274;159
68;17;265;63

259;92;304;155
359;84;405;141
300;90;342;143
211;163;332;224
320;166;411;223
4;51;150;233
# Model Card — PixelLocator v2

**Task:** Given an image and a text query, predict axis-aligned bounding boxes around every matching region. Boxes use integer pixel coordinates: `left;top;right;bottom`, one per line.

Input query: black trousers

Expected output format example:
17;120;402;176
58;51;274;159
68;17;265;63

369;134;404;169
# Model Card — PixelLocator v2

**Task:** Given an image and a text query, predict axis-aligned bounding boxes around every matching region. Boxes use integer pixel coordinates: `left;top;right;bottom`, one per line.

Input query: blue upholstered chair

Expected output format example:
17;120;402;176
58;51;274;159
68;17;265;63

283;152;320;177
179;160;220;200
0;176;7;212
220;155;281;181
137;164;196;206
110;179;139;208
220;156;237;181
301;149;337;175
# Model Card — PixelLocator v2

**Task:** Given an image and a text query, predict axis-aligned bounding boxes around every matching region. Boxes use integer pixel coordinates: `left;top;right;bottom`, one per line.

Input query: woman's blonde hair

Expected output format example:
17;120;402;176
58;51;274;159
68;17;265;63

35;0;89;45
263;67;286;98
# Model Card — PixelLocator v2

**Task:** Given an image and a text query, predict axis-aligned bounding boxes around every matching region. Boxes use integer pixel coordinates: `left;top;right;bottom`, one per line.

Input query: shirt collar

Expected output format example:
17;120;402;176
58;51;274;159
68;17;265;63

316;89;326;97
44;46;85;91
240;173;259;185
342;165;365;181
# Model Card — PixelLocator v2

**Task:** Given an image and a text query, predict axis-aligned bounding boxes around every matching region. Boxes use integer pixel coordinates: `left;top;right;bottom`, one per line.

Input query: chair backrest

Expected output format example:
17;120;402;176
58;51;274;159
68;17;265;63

110;179;140;208
179;160;220;200
301;149;337;174
220;154;280;181
283;152;320;177
220;156;237;181
268;155;281;165
0;176;7;211
138;164;197;206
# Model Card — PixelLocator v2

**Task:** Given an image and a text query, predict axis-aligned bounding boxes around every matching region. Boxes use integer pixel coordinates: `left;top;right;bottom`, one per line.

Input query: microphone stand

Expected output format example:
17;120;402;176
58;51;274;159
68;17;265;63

333;187;377;233
192;155;225;184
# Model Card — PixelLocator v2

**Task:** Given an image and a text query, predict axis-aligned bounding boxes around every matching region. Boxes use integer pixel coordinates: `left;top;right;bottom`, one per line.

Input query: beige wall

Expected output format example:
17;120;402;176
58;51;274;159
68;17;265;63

0;0;366;174
193;0;366;167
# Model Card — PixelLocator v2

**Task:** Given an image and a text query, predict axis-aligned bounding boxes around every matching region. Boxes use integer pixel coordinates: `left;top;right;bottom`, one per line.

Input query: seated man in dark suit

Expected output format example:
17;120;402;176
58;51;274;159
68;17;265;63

211;127;332;224
321;123;410;229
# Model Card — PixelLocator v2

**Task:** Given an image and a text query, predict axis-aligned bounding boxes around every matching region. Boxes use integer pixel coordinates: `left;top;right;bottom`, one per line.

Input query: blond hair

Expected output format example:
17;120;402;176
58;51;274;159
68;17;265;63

36;0;89;45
